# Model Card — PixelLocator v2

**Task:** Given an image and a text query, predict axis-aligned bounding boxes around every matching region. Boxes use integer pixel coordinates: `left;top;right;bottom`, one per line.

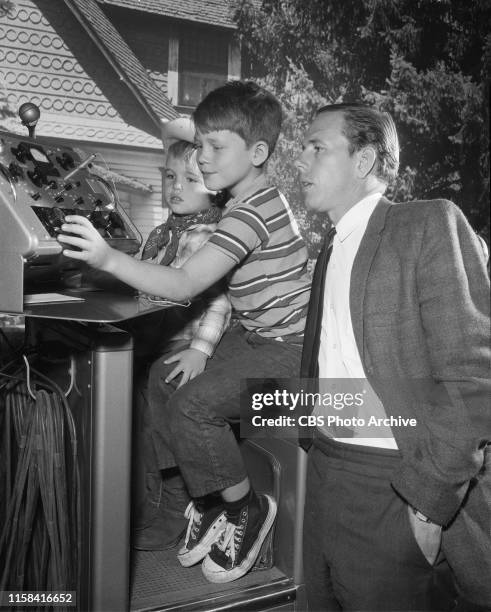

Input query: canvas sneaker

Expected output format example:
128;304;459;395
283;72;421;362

177;500;227;567
201;494;277;583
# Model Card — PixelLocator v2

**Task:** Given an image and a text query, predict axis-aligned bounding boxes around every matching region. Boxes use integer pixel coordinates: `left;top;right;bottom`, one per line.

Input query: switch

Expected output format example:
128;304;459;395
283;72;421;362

12;143;30;164
27;169;46;187
8;162;23;181
56;152;75;171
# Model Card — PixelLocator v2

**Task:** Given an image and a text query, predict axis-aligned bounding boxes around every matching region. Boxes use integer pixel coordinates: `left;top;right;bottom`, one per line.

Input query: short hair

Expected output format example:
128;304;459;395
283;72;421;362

316;103;400;183
193;80;282;158
166;139;199;173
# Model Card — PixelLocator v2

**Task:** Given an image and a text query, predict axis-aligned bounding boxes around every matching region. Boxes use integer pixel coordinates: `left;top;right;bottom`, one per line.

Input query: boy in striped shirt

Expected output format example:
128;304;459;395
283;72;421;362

58;81;310;583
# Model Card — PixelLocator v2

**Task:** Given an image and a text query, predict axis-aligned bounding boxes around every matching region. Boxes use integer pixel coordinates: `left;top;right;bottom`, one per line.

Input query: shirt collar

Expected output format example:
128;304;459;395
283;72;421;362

334;192;383;243
225;175;271;211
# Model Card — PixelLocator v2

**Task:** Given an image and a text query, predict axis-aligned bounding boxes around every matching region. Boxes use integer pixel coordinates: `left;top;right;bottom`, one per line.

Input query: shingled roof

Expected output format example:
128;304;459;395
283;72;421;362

64;0;178;130
96;0;238;29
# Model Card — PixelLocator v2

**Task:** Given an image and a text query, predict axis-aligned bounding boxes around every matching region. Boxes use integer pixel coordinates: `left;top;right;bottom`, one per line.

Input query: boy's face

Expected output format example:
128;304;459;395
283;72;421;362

195;130;266;197
164;154;212;215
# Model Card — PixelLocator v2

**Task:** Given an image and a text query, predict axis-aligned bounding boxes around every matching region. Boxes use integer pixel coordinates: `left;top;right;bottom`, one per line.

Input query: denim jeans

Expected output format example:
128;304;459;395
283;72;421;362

148;323;302;498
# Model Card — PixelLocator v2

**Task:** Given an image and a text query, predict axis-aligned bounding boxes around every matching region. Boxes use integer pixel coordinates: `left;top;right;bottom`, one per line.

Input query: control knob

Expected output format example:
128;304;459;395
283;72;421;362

56;152;75;171
19;102;41;139
8;162;23;182
12;143;30;164
27;168;47;187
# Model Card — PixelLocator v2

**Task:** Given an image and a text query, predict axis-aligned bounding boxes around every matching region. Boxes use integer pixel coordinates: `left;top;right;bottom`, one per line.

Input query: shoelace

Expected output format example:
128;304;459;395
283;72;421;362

215;521;245;564
183;501;202;547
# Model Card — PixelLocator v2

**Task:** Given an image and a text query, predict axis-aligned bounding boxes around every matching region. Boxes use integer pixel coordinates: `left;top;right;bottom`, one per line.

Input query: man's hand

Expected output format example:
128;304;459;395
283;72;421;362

164;348;208;388
407;505;442;565
57;215;114;271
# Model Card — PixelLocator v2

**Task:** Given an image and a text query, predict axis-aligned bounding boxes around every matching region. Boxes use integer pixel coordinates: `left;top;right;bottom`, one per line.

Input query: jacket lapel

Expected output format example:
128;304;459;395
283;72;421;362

350;197;392;363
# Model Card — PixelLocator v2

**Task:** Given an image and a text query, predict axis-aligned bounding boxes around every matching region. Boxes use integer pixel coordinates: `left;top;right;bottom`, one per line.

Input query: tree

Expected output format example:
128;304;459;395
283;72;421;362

235;0;490;250
264;62;330;254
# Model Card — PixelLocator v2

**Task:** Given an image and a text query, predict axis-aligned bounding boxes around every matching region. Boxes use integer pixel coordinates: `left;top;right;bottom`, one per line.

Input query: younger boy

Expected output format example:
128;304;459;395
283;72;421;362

58;81;311;583
132;137;230;551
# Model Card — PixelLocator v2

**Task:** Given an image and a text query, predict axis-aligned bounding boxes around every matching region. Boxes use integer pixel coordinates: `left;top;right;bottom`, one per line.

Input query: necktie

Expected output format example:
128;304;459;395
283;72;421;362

299;226;336;450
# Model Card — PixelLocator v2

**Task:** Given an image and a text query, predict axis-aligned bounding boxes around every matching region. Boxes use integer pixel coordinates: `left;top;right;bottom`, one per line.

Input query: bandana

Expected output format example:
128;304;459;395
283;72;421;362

141;207;222;265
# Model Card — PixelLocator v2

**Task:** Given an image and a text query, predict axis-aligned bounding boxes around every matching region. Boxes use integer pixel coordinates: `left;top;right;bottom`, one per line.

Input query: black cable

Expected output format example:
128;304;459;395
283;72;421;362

0;386;36;589
0;356;81;603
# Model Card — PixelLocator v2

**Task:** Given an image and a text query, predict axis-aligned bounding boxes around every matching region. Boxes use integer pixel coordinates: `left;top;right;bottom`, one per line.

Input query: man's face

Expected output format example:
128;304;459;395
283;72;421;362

195;129;259;197
296;111;359;222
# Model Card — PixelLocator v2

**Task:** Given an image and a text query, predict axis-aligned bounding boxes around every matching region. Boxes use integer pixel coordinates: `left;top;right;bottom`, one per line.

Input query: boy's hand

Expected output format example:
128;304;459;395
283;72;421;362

164;348;208;388
57;215;113;271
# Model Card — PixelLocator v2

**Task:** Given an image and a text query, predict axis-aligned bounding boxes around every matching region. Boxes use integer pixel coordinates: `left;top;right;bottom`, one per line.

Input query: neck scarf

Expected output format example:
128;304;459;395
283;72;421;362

141;207;222;265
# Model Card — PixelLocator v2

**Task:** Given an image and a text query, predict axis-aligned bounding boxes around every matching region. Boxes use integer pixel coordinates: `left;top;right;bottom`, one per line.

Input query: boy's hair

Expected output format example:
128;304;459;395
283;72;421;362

316;103;399;183
166;139;199;172
193;80;282;158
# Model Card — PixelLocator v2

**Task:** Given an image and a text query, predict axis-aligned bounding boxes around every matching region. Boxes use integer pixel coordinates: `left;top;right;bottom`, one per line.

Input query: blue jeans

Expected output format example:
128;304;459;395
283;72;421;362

148;323;302;498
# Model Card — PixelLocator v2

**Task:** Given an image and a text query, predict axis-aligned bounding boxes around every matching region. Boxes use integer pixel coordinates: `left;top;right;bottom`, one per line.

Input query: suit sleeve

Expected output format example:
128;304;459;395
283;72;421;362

391;200;491;526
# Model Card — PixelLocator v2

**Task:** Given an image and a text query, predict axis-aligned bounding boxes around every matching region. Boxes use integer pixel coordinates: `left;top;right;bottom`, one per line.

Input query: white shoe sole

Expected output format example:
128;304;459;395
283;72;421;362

201;495;277;583
177;511;227;567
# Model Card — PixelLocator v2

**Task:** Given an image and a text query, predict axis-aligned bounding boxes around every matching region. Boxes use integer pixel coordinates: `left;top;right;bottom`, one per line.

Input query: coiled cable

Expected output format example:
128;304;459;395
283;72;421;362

0;358;81;609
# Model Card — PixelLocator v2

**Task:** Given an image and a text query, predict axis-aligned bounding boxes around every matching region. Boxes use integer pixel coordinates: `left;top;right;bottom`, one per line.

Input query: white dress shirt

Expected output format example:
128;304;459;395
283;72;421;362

315;193;398;449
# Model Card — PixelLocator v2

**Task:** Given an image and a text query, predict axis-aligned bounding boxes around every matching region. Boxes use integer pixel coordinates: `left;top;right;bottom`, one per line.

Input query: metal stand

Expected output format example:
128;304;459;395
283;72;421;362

90;326;133;612
4;292;167;612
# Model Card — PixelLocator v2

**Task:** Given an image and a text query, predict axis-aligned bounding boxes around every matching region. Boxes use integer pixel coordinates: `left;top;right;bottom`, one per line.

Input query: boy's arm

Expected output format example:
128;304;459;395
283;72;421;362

58;215;236;300
190;289;231;356
170;223;232;356
165;289;231;387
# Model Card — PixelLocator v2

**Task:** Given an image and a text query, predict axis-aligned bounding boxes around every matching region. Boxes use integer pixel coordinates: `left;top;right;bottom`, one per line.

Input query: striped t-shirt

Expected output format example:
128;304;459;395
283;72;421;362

207;181;311;340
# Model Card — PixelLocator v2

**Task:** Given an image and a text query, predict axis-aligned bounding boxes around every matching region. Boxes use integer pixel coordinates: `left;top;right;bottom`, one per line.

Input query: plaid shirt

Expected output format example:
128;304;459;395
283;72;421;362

150;222;231;356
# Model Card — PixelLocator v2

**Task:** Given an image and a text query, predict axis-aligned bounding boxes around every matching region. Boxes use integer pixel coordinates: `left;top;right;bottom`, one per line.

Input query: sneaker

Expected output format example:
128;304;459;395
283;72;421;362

201;494;277;583
177;501;227;567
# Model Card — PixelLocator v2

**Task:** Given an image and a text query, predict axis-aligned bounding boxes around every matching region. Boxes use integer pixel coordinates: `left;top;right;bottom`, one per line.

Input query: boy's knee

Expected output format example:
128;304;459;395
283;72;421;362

170;385;209;425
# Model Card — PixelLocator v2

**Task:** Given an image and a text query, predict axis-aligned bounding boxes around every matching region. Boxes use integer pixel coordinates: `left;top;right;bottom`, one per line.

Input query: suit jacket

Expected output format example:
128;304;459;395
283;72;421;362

303;197;491;602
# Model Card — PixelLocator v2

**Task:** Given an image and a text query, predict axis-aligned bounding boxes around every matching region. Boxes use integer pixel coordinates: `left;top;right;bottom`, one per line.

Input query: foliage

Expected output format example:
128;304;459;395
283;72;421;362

235;0;490;248
264;62;330;254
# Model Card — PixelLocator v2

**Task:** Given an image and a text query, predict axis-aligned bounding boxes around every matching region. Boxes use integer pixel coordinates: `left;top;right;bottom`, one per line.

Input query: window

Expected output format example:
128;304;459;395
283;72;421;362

178;26;228;108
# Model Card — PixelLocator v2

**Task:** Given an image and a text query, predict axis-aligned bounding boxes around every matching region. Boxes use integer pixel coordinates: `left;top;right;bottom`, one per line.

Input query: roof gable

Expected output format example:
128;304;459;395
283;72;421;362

0;0;175;146
65;0;177;125
96;0;238;29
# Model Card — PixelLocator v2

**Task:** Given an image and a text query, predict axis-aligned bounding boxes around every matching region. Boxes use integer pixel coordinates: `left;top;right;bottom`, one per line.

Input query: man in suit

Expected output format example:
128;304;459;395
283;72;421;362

295;103;490;611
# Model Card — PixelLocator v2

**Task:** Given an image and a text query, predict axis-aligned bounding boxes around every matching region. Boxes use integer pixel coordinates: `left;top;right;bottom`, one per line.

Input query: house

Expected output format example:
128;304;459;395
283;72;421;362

0;0;242;240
